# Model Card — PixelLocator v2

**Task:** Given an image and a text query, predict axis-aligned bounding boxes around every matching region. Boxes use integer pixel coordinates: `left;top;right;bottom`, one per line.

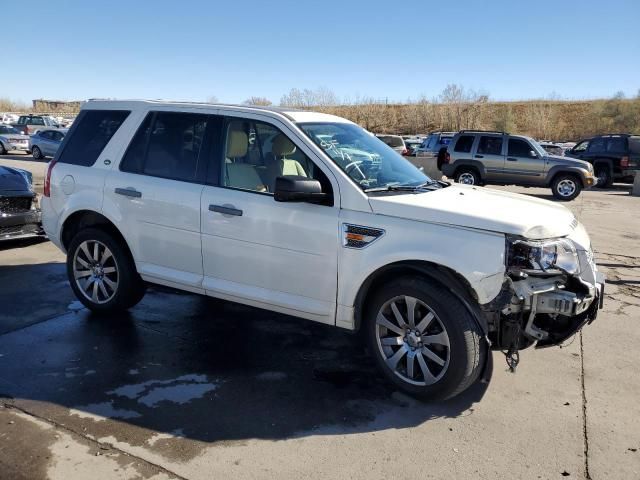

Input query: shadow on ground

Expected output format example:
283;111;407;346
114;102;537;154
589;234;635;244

0;258;491;461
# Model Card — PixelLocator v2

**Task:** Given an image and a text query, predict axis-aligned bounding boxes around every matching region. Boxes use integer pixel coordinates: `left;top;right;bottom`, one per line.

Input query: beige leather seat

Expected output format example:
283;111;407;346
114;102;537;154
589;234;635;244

266;134;307;191
225;128;266;192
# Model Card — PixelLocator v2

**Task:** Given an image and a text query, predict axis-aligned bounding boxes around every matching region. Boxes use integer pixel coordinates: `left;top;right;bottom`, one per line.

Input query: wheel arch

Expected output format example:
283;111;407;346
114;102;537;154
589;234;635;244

61;210;134;262
452;160;486;180
352;260;488;335
547;167;585;188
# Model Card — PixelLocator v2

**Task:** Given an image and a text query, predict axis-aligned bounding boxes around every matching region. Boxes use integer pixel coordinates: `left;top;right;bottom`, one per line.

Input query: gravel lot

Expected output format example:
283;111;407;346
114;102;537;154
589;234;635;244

1;154;639;479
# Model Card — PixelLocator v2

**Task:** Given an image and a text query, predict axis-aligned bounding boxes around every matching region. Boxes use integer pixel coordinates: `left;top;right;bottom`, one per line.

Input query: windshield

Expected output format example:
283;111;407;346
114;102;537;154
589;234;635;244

0;125;21;135
298;122;430;191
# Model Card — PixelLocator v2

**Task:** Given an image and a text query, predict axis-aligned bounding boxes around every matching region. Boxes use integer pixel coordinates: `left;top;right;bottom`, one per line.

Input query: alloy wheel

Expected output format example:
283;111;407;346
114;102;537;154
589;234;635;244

375;295;450;386
557;179;576;197
72;240;119;304
458;172;475;185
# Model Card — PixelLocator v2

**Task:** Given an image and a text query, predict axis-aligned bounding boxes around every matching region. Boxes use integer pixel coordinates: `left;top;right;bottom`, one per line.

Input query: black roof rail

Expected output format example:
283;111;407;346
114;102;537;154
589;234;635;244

459;129;509;135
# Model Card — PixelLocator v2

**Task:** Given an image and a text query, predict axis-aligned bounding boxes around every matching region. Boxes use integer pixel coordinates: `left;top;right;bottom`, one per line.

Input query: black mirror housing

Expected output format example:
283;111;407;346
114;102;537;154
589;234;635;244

274;176;327;204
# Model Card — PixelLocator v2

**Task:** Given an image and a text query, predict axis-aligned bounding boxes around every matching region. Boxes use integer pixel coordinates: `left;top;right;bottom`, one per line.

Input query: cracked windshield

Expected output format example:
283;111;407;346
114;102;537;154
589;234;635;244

299;122;434;191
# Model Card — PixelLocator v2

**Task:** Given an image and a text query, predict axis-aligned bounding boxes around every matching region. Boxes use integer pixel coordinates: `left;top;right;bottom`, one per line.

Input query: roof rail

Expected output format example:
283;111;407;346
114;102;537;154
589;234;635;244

459;129;509;135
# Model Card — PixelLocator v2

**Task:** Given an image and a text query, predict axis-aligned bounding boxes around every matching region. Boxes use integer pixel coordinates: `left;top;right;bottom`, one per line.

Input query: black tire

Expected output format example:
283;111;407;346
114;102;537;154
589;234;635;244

594;164;613;188
454;168;480;186
551;173;582;201
364;276;486;401
66;227;145;313
0;142;6;155
31;146;43;160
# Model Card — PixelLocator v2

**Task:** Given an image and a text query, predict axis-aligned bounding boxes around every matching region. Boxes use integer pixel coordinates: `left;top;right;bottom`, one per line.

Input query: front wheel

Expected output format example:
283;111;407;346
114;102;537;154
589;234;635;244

365;276;485;401
31;146;43;160
551;174;582;201
67;228;145;313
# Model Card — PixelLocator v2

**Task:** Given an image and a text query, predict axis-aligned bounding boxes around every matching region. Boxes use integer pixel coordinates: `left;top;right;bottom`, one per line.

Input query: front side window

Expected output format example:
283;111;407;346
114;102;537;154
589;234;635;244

120;111;207;183
508;138;535;157
477;136;503;155
57;110;130;166
453;135;474;153
222;118;332;200
299;122;430;191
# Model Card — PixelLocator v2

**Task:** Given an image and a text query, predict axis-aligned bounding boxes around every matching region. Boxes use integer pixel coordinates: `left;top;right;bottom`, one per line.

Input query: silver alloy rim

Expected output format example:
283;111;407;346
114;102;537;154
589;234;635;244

375;295;450;386
72;240;119;304
458;172;475;185
557;179;576;197
33;147;40;158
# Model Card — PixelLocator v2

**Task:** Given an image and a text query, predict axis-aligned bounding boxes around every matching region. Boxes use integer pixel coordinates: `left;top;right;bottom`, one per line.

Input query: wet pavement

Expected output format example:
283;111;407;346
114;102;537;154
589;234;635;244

1;185;639;479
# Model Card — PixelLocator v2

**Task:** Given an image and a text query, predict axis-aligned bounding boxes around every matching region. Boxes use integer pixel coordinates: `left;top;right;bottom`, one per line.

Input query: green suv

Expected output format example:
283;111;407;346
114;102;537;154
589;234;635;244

441;130;596;201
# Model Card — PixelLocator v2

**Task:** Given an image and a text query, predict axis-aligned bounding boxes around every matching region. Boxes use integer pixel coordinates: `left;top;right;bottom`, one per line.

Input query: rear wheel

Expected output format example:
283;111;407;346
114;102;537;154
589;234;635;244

31;146;43;160
595;164;613;188
0;142;6;155
365;276;485;401
454;168;480;185
67;228;145;313
551;174;582;201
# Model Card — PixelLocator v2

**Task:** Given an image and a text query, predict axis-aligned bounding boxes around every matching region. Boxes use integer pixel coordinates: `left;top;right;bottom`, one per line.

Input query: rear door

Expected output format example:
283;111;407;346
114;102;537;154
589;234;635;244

505;137;546;184
199;113;340;325
475;135;505;181
103;110;212;290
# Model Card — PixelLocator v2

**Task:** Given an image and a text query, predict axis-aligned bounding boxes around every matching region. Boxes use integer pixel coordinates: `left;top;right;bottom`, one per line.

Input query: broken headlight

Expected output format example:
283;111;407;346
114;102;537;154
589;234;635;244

506;237;579;275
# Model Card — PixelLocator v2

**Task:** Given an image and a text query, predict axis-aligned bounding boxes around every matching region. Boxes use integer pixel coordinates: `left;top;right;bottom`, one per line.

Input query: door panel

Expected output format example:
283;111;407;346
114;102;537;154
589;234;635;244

475;135;505;180
505;138;546;184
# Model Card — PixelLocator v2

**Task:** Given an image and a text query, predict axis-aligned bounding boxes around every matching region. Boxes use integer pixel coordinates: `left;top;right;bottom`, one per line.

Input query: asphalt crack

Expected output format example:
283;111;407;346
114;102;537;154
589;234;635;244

579;331;592;480
0;400;186;480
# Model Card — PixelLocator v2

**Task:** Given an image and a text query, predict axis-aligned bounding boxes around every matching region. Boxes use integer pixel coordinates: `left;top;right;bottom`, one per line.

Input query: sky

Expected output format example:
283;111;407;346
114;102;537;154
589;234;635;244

3;0;639;105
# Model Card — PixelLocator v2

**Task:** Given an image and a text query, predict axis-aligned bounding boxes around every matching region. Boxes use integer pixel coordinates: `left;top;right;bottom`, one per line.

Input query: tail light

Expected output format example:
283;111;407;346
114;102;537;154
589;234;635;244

402;148;408;156
621;156;630;167
43;160;57;197
445;151;451;163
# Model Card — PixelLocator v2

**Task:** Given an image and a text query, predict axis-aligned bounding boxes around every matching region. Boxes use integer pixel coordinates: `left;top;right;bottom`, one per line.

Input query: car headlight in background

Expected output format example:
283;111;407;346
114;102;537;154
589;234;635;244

507;236;579;275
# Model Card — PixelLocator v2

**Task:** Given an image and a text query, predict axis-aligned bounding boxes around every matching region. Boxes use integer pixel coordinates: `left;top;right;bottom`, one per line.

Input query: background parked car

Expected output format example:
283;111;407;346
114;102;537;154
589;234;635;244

11;114;61;135
539;142;565;156
0;125;30;154
565;134;640;187
376;134;407;155
414;131;455;159
1;113;19;125
404;139;422;156
0;165;43;241
441;130;595;200
29;128;68;159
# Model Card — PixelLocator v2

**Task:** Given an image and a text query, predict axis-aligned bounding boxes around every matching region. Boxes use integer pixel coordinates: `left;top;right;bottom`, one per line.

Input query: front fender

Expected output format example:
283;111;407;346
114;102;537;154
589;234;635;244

546;165;591;186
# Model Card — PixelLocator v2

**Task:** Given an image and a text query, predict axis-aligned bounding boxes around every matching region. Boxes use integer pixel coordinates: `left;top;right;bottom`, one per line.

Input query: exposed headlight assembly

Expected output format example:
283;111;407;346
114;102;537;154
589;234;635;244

507;236;579;275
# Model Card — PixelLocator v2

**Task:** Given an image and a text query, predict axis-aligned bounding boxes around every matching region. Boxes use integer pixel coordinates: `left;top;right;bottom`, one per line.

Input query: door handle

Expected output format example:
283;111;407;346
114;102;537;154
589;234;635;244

115;187;142;198
506;157;518;161
209;204;243;217
474;154;484;158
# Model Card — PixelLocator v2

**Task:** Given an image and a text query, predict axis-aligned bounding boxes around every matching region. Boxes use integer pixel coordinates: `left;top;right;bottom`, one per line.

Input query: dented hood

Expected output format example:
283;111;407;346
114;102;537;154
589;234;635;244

368;184;576;239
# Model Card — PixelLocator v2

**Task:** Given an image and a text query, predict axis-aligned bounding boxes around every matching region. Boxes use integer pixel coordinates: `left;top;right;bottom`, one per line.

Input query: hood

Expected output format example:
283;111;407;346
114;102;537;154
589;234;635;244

368;184;576;239
545;154;592;170
0;166;32;193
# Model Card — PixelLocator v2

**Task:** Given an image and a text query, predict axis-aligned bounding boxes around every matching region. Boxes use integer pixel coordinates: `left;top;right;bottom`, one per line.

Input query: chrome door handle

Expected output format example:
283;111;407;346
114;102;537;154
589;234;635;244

474;154;484;158
506;157;518;161
209;204;243;216
115;187;142;198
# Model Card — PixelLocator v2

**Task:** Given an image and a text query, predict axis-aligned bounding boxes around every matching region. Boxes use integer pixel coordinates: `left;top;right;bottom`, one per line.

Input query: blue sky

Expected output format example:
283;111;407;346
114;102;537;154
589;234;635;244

3;0;639;105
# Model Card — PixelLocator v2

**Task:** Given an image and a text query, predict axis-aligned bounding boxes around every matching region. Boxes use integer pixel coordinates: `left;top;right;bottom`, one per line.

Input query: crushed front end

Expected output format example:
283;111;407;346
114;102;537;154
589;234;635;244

482;226;605;370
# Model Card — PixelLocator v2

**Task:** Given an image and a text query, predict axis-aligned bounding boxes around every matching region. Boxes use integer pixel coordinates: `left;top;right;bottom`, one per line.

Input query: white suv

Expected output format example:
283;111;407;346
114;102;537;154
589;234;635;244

42;100;605;400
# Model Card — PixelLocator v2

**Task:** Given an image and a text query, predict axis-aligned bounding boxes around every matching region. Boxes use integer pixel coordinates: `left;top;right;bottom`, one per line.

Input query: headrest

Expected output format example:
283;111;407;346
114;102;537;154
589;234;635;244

272;134;297;157
227;130;248;158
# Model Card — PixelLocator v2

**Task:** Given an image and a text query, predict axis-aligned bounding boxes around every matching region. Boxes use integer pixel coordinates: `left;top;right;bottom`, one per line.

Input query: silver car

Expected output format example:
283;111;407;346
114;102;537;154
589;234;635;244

29;128;68;159
0;125;30;154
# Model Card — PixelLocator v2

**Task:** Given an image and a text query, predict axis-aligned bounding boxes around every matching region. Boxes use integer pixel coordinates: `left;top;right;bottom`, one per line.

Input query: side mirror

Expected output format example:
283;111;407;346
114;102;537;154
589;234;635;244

529;150;538;158
274;176;327;204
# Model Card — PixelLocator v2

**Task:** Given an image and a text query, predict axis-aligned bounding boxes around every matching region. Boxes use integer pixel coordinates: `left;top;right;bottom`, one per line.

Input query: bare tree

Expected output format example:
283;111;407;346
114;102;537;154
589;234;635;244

280;87;339;108
243;97;272;106
206;95;219;104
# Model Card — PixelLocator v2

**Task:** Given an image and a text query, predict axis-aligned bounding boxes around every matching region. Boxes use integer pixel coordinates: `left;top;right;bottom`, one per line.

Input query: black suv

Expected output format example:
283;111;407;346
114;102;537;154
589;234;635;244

565;134;640;187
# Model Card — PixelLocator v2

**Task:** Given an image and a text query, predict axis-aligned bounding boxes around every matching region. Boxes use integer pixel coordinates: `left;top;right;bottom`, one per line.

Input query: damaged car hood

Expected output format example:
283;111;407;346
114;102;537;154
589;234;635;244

368;184;576;239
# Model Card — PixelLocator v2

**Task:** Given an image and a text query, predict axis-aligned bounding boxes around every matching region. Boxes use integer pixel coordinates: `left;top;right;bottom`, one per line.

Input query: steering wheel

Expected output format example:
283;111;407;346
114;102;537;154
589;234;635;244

342;152;367;180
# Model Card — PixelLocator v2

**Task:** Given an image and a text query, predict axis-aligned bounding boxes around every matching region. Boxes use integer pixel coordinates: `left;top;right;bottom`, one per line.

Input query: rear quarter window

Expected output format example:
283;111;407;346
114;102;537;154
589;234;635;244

629;136;640;154
57;110;130;166
453;135;474;153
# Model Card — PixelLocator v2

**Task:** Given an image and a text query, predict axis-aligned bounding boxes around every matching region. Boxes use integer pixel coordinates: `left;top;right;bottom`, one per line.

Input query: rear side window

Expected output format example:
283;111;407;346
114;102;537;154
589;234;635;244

120;111;208;183
57;110;130;166
508;138;533;157
453;135;474;153
629;136;640;154
588;137;606;154
477;136;503;155
606;137;626;152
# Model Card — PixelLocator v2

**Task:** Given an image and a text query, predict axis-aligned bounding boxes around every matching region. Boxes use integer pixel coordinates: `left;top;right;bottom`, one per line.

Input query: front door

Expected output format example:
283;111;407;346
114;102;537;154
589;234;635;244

200;114;340;324
505;137;546;184
104;110;211;289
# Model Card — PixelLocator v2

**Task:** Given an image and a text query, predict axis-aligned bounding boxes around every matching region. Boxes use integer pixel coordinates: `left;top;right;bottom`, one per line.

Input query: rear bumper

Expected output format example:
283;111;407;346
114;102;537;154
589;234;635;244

0;209;45;241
